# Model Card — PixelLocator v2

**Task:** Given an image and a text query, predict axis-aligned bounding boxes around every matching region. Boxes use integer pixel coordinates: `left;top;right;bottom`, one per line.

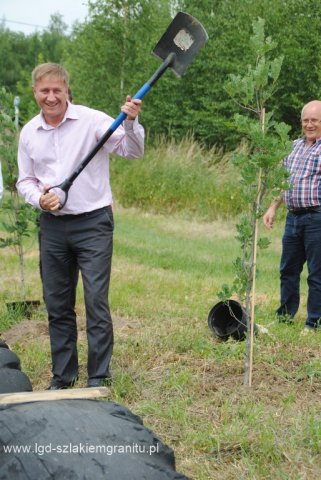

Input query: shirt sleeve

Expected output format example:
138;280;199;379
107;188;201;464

101;117;145;159
16;132;43;209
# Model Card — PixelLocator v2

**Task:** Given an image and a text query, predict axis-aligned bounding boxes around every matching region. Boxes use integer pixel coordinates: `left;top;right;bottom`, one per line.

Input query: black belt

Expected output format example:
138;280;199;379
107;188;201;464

42;205;112;220
288;206;321;215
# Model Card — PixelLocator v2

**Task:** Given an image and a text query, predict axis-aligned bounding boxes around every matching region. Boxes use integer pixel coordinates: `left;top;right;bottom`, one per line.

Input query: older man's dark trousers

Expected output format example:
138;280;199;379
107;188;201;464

40;206;114;385
277;211;321;328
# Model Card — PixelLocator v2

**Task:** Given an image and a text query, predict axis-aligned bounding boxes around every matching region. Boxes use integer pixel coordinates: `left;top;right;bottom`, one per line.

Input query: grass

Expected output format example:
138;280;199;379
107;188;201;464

1;206;321;480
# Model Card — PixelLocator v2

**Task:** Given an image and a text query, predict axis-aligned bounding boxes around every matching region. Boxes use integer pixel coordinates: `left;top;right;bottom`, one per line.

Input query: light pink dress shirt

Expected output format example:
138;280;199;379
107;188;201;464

17;102;144;215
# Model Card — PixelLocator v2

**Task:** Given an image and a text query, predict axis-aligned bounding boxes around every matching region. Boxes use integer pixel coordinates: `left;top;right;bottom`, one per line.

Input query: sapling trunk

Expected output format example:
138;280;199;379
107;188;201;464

18;240;26;301
243;108;265;387
10;189;27;302
243;171;262;386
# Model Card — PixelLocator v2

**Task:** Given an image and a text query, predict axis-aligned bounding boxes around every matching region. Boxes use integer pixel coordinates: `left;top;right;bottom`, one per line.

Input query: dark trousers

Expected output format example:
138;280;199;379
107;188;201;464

37;214;79;304
277;211;321;328
39;206;114;384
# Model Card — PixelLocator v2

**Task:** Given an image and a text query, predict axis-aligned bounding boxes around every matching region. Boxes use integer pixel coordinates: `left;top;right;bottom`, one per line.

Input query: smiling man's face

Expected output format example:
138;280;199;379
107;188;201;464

33;75;69;127
301;101;321;145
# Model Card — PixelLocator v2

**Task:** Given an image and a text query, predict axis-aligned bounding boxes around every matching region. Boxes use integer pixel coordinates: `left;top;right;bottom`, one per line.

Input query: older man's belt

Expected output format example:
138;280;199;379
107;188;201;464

288;206;321;215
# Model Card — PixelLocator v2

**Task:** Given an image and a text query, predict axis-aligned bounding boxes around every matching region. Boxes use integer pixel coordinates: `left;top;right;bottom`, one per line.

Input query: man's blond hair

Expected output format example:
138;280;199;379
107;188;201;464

32;63;69;86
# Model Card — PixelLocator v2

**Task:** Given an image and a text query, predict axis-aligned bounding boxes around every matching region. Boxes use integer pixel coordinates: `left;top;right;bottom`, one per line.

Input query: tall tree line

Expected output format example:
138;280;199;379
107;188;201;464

1;0;321;148
0;13;71;123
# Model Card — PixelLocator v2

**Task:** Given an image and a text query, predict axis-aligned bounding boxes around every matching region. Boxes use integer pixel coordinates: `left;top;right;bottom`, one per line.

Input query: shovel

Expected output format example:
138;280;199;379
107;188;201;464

49;12;208;208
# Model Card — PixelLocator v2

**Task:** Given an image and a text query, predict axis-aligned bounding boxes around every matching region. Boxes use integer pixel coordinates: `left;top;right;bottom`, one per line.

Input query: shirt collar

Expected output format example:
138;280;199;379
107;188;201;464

64;101;79;121
36;101;79;130
302;135;321;146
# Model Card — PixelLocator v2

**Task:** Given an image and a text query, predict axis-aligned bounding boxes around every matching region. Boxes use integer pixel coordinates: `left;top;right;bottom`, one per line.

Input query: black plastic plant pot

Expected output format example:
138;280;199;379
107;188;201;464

6;300;40;319
208;299;247;341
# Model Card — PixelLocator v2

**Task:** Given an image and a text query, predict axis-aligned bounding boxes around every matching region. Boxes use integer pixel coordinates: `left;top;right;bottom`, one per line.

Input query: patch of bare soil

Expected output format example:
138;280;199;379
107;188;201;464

1;320;48;347
1;314;140;348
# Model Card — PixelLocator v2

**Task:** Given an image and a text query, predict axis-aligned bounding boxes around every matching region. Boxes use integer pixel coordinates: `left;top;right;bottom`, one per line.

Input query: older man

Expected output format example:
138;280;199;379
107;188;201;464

264;100;321;332
17;63;144;388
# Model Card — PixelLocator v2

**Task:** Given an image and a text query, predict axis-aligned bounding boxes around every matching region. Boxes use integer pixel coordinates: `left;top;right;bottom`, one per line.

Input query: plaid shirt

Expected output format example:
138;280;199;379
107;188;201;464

283;137;321;209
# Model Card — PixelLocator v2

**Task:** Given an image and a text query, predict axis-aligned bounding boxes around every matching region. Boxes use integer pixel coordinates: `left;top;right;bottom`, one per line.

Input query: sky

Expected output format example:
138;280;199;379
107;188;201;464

0;0;89;35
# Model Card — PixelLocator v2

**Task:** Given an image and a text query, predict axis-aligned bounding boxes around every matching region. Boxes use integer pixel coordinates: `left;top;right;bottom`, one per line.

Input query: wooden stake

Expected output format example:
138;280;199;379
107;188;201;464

0;387;109;405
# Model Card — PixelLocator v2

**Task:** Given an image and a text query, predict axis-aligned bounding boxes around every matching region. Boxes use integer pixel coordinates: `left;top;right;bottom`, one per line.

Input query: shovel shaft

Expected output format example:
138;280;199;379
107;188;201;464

139;52;176;90
107;54;175;133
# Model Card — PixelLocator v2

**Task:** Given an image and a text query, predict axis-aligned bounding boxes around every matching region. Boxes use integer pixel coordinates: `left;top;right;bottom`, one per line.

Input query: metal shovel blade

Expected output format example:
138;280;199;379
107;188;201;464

153;12;208;77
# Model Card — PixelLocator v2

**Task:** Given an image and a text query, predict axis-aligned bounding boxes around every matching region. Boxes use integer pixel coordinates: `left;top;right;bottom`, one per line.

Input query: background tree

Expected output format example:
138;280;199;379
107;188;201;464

2;1;321;145
0;14;71;123
64;0;173;114
0;26;32;94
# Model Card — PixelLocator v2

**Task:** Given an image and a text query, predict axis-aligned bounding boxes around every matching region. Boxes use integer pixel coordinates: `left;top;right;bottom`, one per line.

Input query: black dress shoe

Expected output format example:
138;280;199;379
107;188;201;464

47;377;78;390
86;376;112;388
47;383;70;390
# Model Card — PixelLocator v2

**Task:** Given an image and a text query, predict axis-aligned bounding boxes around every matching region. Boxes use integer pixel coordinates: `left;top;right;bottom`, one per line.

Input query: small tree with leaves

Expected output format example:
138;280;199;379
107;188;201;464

219;18;292;386
0;87;37;301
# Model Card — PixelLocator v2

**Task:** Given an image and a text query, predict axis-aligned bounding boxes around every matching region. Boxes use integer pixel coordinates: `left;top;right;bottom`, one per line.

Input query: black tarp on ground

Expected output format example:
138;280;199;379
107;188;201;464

0;346;32;394
0;399;189;480
0;340;9;349
0;369;33;394
0;348;21;370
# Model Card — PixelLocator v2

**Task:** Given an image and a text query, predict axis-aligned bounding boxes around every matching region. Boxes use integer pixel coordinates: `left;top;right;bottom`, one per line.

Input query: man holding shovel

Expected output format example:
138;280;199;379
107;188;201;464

17;63;144;389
